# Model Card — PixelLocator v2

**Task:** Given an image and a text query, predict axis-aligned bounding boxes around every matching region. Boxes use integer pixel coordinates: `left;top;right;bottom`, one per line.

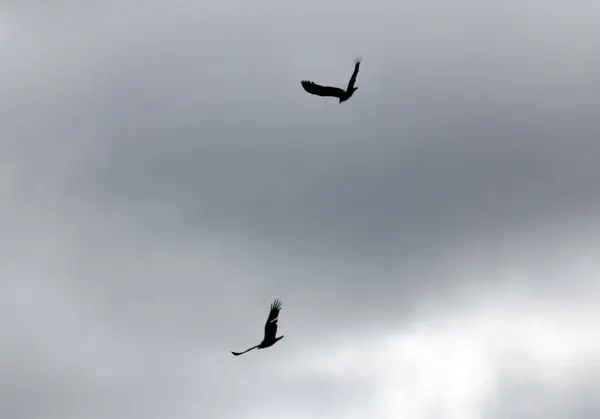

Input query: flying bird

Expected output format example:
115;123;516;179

300;57;362;103
231;299;284;356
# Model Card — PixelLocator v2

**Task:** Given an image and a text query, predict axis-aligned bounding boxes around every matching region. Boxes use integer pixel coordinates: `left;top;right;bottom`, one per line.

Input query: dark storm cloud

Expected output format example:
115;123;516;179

41;0;600;314
10;0;595;266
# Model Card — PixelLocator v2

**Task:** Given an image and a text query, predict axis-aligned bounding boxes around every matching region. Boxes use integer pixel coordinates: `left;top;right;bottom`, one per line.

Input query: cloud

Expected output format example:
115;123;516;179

270;291;600;419
2;0;599;418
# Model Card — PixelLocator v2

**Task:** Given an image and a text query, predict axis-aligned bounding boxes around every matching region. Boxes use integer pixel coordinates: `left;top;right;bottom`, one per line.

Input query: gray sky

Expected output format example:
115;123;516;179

2;1;600;418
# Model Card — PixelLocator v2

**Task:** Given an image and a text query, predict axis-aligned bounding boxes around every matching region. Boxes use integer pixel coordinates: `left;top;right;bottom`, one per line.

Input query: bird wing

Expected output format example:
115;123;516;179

263;298;282;340
231;345;259;356
346;57;361;91
301;81;345;98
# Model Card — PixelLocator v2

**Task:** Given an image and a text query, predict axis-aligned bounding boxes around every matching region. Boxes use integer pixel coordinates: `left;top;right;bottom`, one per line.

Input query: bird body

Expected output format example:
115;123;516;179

231;299;284;356
301;57;361;103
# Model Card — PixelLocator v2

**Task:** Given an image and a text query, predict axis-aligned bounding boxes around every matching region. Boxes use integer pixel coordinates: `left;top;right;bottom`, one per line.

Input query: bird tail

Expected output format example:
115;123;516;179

231;345;260;356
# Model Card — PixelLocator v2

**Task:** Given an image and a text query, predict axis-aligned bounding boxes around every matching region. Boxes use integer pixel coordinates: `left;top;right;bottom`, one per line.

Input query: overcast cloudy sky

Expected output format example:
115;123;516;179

2;1;600;418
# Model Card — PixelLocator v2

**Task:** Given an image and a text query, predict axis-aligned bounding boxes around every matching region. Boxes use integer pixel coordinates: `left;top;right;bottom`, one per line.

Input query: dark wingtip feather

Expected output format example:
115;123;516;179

272;298;283;310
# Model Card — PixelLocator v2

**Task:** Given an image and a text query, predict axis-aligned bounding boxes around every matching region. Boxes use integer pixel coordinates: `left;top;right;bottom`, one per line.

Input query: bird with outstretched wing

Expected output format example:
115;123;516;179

231;299;284;356
301;57;362;103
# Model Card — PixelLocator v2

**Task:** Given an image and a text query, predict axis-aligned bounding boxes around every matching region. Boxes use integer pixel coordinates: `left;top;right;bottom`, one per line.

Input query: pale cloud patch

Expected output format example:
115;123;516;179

271;283;600;419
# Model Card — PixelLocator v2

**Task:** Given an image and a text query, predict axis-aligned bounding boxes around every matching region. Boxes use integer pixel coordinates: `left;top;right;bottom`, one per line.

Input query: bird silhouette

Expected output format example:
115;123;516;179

300;57;362;103
231;299;284;356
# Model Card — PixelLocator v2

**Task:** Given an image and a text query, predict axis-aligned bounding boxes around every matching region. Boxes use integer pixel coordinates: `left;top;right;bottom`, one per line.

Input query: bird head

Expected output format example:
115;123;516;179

339;88;358;104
